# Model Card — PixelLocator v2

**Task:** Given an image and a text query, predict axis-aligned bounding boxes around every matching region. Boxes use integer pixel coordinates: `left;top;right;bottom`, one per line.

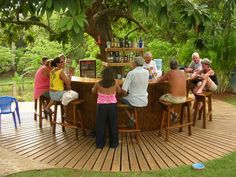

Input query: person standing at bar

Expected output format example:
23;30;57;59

143;52;158;79
92;67;121;149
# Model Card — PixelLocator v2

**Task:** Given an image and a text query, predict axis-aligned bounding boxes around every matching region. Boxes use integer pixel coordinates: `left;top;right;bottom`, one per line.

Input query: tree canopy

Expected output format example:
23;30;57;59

0;0;217;60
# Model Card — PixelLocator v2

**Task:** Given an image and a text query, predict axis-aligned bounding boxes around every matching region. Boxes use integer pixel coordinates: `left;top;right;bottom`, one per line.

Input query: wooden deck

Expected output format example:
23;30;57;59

0;99;236;172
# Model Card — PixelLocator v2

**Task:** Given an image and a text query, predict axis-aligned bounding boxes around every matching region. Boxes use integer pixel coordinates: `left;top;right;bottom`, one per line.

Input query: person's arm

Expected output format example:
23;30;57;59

115;80;121;94
201;69;214;79
60;71;71;90
92;82;98;94
156;72;168;83
152;60;158;77
42;67;50;78
121;72;132;96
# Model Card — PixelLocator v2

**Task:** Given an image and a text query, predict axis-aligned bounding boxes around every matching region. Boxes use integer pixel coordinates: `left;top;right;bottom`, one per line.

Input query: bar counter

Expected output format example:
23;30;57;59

71;76;169;131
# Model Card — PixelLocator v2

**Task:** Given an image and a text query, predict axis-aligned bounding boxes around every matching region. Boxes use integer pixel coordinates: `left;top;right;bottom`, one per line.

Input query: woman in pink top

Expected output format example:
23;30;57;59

92;67;121;148
34;58;52;99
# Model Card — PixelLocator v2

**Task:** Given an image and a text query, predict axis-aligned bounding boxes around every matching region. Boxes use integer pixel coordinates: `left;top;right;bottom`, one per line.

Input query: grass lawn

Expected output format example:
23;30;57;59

6;151;236;177
213;92;236;106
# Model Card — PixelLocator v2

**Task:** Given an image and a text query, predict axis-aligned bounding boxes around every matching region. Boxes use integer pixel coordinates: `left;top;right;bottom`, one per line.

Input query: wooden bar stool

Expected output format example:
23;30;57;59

34;95;52;128
193;91;212;129
117;103;141;144
52;99;86;139
159;97;194;141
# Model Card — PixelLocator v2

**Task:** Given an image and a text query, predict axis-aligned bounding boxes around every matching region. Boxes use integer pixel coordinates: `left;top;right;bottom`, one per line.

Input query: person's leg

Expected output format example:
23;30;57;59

44;99;54;113
107;103;118;148
96;104;107;148
195;78;207;94
205;77;216;90
120;97;132;118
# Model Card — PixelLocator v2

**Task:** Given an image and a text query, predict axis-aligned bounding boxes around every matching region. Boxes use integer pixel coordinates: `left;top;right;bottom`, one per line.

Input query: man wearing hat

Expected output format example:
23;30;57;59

193;58;218;94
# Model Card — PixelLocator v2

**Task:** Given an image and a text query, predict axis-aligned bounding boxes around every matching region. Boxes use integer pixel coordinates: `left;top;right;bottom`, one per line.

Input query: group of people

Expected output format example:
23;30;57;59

34;51;218;149
34;54;72;118
92;51;218;149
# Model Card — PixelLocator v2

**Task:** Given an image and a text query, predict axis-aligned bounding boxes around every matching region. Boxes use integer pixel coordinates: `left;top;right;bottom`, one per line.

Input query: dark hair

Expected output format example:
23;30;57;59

42;56;48;62
99;67;115;88
51;57;60;67
169;59;179;70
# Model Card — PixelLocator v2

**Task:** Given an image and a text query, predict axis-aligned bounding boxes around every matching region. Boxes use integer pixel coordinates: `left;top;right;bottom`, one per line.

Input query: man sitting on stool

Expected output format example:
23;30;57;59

156;59;187;121
121;56;149;127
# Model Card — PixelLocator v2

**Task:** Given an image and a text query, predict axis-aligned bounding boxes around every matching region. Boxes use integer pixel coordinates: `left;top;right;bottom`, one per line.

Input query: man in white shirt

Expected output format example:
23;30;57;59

143;52;158;79
185;52;202;74
122;56;149;107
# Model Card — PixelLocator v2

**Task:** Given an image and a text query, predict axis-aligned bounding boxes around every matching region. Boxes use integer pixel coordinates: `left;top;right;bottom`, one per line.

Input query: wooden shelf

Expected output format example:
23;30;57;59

102;62;131;67
105;48;144;52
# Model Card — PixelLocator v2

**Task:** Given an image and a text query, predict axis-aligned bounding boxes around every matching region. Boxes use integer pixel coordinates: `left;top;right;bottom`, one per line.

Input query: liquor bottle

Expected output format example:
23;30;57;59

125;37;129;48
138;36;143;48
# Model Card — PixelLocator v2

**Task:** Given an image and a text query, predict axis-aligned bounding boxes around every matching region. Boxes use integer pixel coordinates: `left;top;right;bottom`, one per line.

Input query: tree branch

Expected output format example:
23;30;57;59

93;8;147;33
0;19;57;35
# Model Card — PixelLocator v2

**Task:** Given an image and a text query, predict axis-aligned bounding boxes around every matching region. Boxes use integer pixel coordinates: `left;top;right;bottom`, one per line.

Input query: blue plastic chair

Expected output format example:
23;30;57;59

0;96;21;129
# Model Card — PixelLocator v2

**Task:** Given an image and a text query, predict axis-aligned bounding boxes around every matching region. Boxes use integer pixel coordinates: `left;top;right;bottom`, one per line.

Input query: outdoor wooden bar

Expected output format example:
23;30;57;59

71;76;169;131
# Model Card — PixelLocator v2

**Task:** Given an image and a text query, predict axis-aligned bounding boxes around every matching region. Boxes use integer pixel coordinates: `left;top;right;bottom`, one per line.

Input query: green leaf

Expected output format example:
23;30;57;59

67;18;74;30
68;0;78;16
58;16;72;29
73;20;81;33
75;15;86;28
46;0;52;8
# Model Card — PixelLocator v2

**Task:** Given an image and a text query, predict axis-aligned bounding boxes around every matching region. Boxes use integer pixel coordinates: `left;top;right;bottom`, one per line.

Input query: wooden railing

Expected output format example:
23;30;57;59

0;81;34;98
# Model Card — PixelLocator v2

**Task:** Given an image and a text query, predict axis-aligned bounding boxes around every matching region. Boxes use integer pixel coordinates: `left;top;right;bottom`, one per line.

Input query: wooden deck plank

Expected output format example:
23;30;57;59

64;140;95;168
56;137;92;167
127;133;140;171
120;134;130;172
139;133;164;169
83;148;102;170
132;135;150;171
142;132;176;168
111;141;121;171
0;100;236;172
74;146;97;169
151;131;195;164
101;148;115;171
144;131;181;167
92;146;109;171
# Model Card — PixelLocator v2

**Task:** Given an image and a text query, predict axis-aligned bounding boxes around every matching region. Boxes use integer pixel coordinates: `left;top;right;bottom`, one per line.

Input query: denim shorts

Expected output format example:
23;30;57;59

50;91;66;101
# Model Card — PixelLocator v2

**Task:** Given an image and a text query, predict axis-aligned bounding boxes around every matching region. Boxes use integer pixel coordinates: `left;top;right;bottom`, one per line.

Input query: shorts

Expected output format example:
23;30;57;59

50;91;66;101
42;92;50;99
120;97;132;107
160;94;186;104
208;82;217;92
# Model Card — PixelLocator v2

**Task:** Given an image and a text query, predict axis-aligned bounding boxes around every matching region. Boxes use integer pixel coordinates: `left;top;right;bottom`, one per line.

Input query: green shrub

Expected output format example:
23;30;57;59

0;46;15;73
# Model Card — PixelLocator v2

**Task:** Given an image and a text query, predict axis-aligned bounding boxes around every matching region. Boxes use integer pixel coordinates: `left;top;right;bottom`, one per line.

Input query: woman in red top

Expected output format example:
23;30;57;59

34;57;52;99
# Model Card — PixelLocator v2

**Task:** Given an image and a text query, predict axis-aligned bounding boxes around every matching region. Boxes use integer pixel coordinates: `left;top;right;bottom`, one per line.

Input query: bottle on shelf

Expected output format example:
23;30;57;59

111;37;115;48
138;36;143;48
125;37;129;48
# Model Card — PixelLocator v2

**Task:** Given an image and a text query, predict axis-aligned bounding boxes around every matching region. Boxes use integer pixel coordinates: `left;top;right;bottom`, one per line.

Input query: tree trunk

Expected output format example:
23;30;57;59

85;2;112;61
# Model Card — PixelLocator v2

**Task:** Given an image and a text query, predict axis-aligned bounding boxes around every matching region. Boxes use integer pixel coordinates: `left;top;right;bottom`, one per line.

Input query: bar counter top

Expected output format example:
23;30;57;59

71;76;159;85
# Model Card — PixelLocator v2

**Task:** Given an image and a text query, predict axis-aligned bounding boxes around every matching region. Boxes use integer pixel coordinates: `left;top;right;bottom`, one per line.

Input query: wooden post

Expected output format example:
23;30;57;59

12;81;17;97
